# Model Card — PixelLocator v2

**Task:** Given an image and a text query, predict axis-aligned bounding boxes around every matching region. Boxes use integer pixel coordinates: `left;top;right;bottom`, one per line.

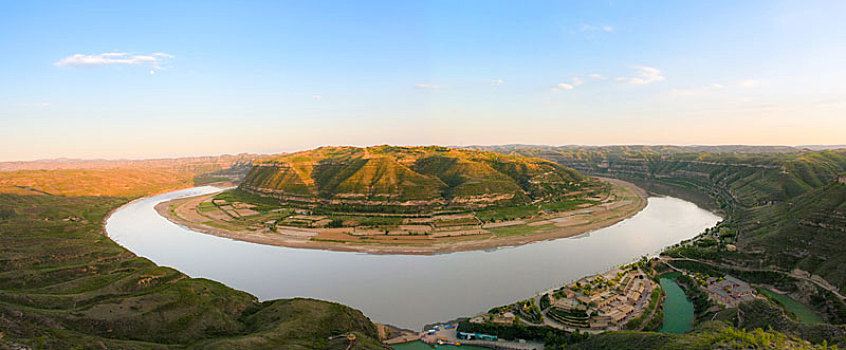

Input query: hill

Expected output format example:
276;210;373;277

239;145;586;211
470;145;846;324
569;320;834;350
0;169;382;349
0;154;259;187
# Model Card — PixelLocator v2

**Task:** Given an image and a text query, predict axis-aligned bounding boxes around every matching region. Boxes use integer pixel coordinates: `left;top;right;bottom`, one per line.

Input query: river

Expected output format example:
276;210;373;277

105;186;720;330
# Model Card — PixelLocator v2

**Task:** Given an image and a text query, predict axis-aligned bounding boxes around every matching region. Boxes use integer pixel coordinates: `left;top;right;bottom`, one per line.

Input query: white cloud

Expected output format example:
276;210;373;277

312;95;323;100
737;79;760;88
54;52;173;71
616;66;665;85
415;83;441;89
489;79;504;86
571;77;584;86
577;24;614;37
556;83;575;90
588;73;607;80
579;24;613;33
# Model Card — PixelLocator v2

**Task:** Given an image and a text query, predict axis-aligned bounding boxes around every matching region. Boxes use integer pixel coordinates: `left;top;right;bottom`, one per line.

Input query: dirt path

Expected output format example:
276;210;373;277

661;257;845;301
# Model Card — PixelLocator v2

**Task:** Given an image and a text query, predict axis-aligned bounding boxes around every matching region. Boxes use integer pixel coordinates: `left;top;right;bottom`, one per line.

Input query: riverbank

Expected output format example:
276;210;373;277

154;177;647;255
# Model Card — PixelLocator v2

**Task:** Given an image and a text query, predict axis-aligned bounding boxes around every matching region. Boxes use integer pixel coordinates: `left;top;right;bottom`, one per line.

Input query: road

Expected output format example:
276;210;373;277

659;256;845;301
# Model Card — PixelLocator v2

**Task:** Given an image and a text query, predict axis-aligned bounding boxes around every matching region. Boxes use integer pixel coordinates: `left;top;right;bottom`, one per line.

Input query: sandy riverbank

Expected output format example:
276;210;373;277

154;177;647;255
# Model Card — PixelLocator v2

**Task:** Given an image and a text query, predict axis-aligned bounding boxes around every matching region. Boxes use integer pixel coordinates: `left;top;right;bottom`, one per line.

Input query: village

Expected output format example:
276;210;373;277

468;263;656;333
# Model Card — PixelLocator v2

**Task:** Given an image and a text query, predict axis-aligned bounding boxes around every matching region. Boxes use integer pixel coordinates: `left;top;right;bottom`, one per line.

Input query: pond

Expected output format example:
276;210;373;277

760;289;824;324
658;272;694;334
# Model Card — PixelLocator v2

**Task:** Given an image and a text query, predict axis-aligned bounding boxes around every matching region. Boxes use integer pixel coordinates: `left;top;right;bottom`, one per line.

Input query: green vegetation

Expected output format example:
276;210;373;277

214;188;285;212
625;285;664;331
0;170;383;349
738;299;846;346
570;321;838;350
487;224;545;237
674;274;713;320
457;319;588;349
239;146;588;212
760;289;825;324
480;146;846;315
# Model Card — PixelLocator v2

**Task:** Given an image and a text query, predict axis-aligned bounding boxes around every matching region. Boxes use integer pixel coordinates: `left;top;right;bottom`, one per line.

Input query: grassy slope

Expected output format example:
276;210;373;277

496;146;846;291
0;169;195;197
240;145;585;205
0;169;382;349
570;320;834;350
462;145;846;346
739;183;846;287
737;299;846;346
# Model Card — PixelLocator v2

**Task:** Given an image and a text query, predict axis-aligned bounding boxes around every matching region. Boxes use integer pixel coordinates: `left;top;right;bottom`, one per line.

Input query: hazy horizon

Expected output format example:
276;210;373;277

2;143;844;164
2;1;845;162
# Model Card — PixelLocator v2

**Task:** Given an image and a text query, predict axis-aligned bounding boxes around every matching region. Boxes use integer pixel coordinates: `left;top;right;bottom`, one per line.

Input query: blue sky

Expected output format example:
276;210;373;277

1;1;845;161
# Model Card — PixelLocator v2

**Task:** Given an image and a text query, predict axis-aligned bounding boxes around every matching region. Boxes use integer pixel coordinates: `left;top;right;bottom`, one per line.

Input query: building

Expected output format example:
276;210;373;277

491;312;516;325
705;275;756;307
457;331;497;341
838;174;846;185
553;297;582;311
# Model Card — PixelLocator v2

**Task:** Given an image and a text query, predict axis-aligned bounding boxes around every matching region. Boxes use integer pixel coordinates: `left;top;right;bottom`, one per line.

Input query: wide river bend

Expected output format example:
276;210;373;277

105;186;720;330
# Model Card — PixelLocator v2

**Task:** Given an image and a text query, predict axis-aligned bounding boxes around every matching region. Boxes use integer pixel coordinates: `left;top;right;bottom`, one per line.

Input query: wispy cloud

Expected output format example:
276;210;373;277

737;79;760;88
415;83;441;90
54;52;174;72
554;83;575;91
488;79;504;86
587;73;607;80
571;77;584;86
579;24;614;33
615;66;665;85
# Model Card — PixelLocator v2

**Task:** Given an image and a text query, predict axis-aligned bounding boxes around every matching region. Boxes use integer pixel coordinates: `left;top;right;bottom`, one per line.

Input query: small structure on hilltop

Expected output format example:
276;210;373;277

705;275;756;307
838;174;846;184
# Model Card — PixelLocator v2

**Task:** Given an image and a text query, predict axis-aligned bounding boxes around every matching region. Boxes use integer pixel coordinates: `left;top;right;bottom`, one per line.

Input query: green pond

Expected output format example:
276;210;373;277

658;272;694;334
390;341;488;350
760;289;824;324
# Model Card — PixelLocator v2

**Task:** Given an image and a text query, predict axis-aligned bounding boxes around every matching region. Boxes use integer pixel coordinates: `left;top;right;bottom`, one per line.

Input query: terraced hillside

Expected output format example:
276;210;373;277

0;168;383;349
474;146;846;306
472;145;846;208
239;146;586;211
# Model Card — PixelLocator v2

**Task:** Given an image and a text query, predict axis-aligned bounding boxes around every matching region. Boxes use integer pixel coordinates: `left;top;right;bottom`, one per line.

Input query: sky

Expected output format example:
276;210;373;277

1;1;845;161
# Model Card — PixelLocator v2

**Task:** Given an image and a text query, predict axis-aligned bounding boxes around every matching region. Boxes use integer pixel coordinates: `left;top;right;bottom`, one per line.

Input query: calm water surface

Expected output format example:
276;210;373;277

658;273;694;334
105;186;720;330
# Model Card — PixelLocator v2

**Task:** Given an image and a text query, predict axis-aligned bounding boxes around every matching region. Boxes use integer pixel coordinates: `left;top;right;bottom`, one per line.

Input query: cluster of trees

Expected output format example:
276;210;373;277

675;274;715;320
457;320;589;349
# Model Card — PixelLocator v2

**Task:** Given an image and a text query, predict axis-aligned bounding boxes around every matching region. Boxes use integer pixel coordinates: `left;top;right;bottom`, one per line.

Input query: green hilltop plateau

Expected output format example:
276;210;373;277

238;146;586;211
